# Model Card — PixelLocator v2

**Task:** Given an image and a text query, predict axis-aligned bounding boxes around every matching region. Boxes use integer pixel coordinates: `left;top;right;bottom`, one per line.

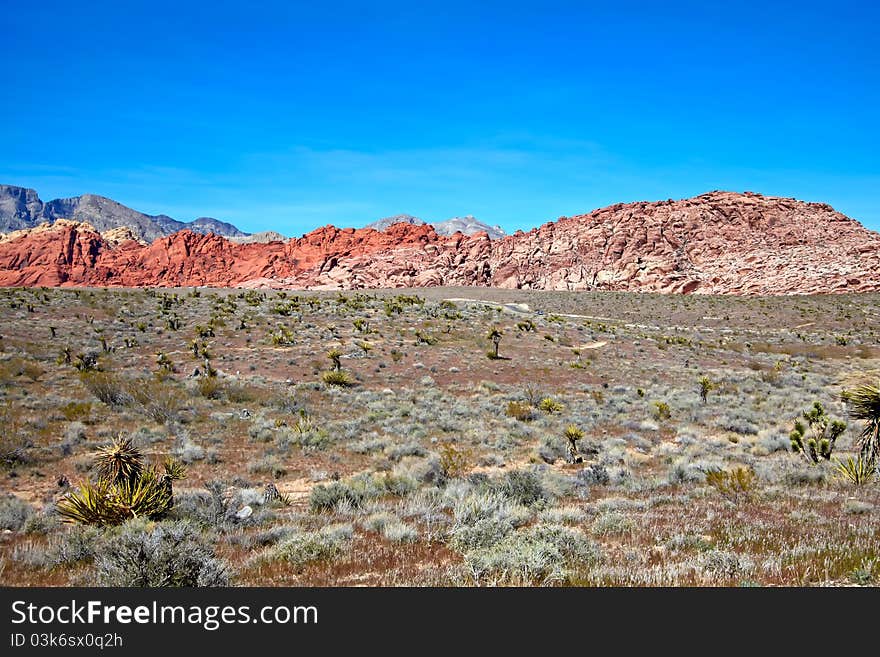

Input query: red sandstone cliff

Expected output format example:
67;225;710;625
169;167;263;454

1;192;877;295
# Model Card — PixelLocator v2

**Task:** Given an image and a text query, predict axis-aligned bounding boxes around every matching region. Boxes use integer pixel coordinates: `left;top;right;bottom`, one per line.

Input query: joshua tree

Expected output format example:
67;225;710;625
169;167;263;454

487;327;503;359
842;382;880;465
73;351;99;372
58;345;72;365
790;401;846;464
698;376;715;404
156;352;174;373
564;424;584;463
327;348;343;371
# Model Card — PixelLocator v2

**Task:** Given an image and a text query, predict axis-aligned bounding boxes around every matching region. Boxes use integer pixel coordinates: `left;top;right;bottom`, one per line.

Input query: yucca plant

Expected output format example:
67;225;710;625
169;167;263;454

112;474;174;520
486;327;503;359
321;370;353;387
94;436;143;484
326;348;343;371
538;397;563;414
834;455;876;485
56;437;186;526
563;424;584;463
842;383;880;465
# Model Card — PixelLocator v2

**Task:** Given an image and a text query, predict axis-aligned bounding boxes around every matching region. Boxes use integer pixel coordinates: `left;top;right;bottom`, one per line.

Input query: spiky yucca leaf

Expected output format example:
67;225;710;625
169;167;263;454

842;383;880;463
162;457;187;481
56;479;119;525
834;456;877;485
94;436;143;484
112;475;173;520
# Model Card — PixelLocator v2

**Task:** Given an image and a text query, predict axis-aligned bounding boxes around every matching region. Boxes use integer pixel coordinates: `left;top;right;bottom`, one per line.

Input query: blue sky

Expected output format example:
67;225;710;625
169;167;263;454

1;0;878;235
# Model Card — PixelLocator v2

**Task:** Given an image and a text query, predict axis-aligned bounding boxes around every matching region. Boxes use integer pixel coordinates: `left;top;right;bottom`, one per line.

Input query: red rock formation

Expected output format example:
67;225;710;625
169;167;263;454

0;191;878;295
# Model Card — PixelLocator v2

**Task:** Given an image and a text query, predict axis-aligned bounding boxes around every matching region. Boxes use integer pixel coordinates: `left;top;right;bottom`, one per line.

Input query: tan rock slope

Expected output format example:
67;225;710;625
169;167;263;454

0;191;877;294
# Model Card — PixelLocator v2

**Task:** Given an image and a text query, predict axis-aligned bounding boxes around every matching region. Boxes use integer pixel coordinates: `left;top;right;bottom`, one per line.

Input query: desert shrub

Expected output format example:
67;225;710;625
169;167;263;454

506;401;535;421
465;524;600;585
54;526;102;565
128;377;185;424
283;425;332;451
23;510;62;535
756;431;790;454
717;411;760;436
536;436;567;464
652;401;672;421
493;469;548;506
62;422;87;453
174;439;206;464
224;382;257;403
310;479;370;512
843;500;873;515
450;516;515;551
699;549;754;580
0;402;31;467
79;371;131;406
667;460;707;485
783;465;826;486
705;466;757;502
247;456;287;479
591;511;636;536
538;505;587;524
0;494;32;531
381;519;418;543
61;401;92;422
197;375;224;399
577;464;610;486
271;523;353;569
362;511;397;532
94;519;229;587
439;442;470;479
394;455;443;486
386;441;427;461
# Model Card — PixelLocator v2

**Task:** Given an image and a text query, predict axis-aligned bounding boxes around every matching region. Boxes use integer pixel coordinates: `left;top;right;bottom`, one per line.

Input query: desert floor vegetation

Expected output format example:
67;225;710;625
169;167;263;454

0;286;878;586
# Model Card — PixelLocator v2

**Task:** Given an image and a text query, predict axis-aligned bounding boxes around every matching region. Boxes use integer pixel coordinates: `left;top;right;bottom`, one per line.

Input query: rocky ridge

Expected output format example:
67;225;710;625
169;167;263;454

0;191;877;295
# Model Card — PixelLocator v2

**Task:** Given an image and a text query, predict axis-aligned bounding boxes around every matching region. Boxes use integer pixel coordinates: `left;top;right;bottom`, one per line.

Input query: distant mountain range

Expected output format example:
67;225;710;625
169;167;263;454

0;185;507;243
0;185;249;243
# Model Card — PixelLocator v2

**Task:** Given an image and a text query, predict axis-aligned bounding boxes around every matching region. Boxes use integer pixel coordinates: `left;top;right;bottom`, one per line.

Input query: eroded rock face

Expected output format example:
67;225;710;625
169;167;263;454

0;191;877;295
